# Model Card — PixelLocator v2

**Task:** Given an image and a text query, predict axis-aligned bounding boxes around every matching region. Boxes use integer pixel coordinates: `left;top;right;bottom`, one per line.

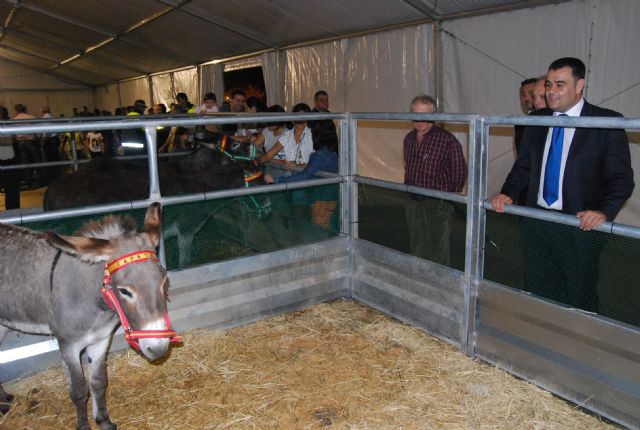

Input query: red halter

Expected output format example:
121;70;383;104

102;250;182;351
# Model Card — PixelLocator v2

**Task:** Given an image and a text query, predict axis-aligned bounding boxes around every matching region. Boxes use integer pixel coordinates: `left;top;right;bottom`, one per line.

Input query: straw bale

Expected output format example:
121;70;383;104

0;300;620;429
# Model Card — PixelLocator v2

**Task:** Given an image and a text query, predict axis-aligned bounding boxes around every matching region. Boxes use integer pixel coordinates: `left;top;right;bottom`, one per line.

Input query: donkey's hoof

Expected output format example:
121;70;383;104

96;416;117;430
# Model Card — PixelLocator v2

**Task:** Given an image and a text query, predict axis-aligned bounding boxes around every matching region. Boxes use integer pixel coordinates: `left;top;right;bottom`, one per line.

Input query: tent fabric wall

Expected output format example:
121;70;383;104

1;90;93;119
1;62;92;117
94;83;120;113
151;73;174;110
346;24;434;182
344;25;433;113
172;68;198;105
118;78;150;110
199;63;225;107
261;52;283;107
442;0;640;226
284;41;345;112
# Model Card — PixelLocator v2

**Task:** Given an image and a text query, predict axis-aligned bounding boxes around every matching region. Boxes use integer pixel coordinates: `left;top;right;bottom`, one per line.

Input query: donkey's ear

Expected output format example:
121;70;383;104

44;232;114;262
142;202;161;247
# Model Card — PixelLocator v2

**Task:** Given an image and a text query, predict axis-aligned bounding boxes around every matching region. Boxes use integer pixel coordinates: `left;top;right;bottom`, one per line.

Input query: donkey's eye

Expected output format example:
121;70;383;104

118;287;134;298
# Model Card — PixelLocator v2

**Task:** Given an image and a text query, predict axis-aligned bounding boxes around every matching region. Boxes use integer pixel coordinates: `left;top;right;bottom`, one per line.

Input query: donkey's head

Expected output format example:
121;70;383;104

45;203;176;361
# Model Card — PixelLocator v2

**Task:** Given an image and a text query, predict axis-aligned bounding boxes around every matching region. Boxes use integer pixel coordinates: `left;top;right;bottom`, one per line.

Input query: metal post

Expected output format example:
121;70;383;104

70;135;79;172
462;115;488;357
144;126;165;266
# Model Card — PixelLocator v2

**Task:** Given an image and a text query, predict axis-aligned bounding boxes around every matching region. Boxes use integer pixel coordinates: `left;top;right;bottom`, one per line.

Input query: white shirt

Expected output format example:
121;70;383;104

262;127;286;160
281;127;314;164
537;98;584;210
194;103;218;114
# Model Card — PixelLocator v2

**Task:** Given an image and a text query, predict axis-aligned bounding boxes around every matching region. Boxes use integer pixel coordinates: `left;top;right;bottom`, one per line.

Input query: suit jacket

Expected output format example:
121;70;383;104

501;100;634;221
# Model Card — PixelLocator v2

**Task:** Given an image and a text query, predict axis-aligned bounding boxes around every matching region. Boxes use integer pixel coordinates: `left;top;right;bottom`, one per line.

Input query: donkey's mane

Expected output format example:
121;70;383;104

75;215;137;240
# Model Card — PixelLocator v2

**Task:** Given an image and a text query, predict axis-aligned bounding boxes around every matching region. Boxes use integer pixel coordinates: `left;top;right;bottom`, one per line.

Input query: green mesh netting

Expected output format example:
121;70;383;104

357;184;466;272
22;208;148;235
163;184;341;271
484;212;640;327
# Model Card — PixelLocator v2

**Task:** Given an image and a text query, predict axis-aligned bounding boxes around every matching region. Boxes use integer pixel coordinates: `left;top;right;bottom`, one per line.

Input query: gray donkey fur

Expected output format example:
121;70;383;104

0;203;171;430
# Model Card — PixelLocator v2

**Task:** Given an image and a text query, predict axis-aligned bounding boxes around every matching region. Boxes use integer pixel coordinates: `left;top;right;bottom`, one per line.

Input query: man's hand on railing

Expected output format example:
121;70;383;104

577;210;606;231
490;194;513;213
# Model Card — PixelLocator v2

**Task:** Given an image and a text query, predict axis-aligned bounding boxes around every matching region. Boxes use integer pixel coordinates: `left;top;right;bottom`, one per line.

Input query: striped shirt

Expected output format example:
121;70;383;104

403;126;467;192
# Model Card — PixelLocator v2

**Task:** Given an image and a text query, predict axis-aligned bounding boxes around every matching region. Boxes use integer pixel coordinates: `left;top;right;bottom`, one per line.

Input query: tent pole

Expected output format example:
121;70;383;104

433;21;443;110
148;75;154;109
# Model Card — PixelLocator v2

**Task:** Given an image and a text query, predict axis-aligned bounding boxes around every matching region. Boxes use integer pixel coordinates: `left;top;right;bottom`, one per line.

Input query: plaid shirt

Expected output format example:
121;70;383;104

403;126;467;192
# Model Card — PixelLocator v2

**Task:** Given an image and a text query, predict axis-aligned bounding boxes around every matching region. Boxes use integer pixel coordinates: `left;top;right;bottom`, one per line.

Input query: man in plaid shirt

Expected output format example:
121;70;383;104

403;94;467;266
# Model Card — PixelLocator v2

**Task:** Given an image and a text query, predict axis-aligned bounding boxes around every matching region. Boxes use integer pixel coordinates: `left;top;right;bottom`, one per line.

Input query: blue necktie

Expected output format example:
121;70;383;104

543;115;566;205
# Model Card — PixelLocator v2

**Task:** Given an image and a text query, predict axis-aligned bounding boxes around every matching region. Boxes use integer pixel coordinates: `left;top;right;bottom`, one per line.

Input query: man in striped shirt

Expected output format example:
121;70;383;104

403;94;467;266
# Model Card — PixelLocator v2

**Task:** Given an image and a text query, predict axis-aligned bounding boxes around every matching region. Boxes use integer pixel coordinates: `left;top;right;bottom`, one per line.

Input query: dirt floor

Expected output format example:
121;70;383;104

0;300;619;430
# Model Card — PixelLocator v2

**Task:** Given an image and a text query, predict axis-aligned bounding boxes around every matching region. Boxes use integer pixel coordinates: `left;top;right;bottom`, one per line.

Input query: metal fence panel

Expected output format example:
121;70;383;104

476;281;640;430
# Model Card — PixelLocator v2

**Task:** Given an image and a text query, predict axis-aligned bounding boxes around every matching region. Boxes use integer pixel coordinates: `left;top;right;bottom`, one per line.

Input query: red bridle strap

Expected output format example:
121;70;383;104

102;250;182;351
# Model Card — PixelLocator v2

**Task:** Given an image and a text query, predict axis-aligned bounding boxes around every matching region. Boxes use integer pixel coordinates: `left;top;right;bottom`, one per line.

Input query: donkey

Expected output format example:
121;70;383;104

0;203;180;430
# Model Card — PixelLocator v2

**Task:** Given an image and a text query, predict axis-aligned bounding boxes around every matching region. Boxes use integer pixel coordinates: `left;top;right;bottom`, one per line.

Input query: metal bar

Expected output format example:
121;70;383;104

70;136;79;172
0;112;347;135
9;110;615;134
482;200;614;233
462;115;488;357
143;124;164;264
349;115;359;239
439;0;568;21
0;177;342;224
0;159;86;171
145;127;161;199
338;116;350;236
356;176;467;205
484;199;640;240
484;115;640;129
0;151;190;171
350;112;477;122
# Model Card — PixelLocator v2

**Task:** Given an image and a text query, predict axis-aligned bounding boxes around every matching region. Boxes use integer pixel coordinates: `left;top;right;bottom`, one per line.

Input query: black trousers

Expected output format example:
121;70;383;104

522;218;605;312
0;159;20;209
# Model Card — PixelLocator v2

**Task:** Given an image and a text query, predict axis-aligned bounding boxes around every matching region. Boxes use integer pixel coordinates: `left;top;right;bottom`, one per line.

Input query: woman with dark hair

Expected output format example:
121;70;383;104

260;103;313;166
265;124;339;228
254;104;287;164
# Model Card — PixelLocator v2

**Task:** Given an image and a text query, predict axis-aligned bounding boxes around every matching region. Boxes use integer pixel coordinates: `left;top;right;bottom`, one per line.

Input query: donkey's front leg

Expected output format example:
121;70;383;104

59;342;91;430
86;336;117;430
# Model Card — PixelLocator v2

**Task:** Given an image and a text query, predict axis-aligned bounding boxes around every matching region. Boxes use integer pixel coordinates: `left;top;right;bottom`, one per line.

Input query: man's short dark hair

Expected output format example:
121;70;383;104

14;104;27;113
548;57;586;80
203;92;216;102
312;123;339;153
176;92;188;101
520;78;537;87
230;88;246;99
292;103;311;113
314;90;328;100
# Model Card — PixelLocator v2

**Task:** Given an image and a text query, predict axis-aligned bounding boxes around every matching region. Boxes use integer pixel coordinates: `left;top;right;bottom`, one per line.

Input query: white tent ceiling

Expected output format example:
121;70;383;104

0;0;565;88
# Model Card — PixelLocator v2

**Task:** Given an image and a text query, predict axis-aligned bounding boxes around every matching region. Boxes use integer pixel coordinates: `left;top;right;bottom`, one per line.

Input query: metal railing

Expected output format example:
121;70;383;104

2;111;640;349
0;113;346;267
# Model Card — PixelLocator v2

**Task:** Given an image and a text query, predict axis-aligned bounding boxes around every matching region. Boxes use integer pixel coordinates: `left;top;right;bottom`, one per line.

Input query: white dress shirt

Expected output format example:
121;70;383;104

537;98;584;210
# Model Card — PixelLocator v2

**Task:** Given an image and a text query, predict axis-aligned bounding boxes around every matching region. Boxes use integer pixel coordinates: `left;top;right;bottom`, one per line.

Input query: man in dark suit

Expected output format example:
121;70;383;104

491;57;634;312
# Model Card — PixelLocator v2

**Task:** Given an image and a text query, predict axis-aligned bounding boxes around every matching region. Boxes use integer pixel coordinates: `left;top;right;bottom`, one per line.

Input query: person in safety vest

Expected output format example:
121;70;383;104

118;100;148;155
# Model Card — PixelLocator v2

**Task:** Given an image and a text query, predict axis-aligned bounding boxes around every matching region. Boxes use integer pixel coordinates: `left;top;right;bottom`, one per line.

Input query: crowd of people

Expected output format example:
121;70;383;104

0;89;340;231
